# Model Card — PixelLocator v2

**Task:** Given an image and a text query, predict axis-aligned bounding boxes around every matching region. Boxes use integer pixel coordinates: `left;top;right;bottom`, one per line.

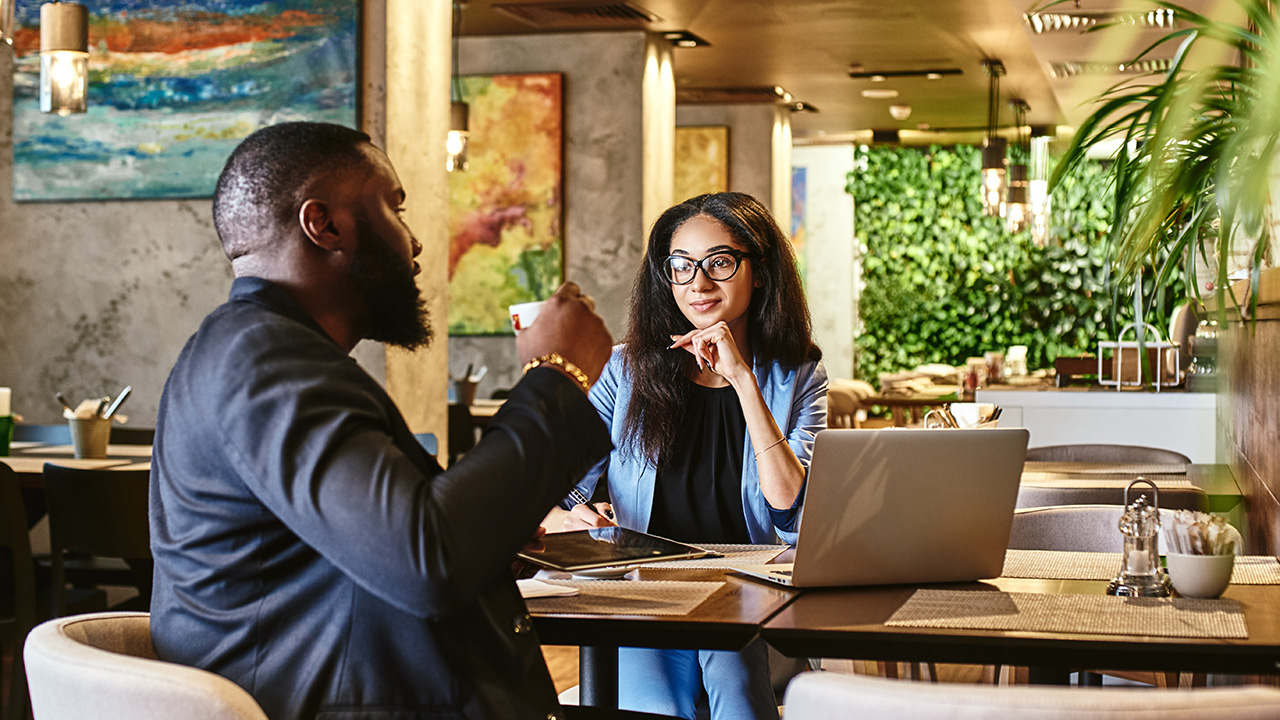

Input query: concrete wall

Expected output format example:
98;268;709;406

792;144;857;380
675;104;776;212
0;1;415;428
448;32;654;398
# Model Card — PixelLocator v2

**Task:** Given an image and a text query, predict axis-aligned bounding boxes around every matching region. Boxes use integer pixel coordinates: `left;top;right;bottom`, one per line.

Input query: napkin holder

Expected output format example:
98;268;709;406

1098;323;1180;392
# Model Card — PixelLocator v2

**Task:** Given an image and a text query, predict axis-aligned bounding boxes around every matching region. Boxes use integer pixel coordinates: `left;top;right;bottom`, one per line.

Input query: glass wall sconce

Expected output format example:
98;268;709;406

40;2;89;116
446;101;470;173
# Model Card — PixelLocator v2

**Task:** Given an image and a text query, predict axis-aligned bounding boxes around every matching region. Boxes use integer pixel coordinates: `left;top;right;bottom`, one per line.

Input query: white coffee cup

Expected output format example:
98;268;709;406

509;301;546;333
1166;552;1234;599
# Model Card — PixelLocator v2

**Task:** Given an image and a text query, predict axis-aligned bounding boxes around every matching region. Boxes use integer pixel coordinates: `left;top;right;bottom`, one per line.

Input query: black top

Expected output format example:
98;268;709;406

150;276;610;720
649;380;752;544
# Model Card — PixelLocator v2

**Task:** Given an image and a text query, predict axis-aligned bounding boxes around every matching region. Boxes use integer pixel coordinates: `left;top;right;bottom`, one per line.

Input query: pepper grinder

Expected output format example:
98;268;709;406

1107;478;1172;597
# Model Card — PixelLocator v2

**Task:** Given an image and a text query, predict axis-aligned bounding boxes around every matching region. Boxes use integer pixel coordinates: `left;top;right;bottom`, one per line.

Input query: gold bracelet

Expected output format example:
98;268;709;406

754;436;787;460
523;352;591;394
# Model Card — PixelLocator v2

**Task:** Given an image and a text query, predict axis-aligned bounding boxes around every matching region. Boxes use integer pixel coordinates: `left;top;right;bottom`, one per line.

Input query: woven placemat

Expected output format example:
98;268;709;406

636;543;787;570
524;580;724;616
1024;462;1188;476
1021;474;1192;487
1002;550;1280;585
886;589;1247;639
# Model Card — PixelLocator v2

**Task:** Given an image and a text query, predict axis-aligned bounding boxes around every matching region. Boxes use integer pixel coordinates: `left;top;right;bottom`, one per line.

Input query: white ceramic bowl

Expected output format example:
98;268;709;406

1166;553;1234;599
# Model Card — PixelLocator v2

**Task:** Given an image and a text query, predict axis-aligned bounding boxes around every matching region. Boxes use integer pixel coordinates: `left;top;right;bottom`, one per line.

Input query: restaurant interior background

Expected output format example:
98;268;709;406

1;0;1279;550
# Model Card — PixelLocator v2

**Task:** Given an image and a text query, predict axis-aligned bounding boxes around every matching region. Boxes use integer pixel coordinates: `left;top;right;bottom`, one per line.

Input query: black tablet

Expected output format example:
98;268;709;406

518;527;710;572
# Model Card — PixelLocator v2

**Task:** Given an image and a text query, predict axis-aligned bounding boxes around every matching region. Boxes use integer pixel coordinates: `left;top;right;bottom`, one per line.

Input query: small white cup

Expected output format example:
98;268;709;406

509;300;546;333
1166;552;1234;599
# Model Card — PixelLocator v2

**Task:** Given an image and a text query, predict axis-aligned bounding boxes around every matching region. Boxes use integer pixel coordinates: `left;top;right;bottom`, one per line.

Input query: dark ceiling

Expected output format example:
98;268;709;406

458;0;1239;145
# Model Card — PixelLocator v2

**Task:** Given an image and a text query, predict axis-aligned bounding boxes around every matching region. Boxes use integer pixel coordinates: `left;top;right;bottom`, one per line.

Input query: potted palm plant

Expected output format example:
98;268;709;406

1047;0;1278;322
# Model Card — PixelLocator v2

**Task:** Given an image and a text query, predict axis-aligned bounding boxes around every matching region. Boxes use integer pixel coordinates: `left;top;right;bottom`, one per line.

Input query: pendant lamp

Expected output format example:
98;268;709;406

1004;100;1031;234
1028;135;1052;246
40;2;89;116
980;60;1007;217
446;2;469;172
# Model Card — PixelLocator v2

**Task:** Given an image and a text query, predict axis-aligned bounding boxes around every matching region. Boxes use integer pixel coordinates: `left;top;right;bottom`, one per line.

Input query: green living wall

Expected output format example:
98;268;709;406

848;144;1183;382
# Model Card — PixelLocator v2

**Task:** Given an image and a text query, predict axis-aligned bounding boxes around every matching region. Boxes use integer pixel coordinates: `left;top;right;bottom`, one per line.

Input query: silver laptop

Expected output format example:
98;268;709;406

738;427;1029;587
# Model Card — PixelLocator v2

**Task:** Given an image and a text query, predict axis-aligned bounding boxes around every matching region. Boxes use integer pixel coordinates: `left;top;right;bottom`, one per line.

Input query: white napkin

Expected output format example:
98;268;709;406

517;578;580;599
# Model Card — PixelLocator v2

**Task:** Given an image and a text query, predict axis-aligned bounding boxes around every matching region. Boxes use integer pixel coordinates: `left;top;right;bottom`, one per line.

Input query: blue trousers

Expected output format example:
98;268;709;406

616;638;778;720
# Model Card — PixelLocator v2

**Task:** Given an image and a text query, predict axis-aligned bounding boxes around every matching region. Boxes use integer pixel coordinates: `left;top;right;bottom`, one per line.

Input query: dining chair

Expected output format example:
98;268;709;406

1016;483;1209;512
0;465;37;720
825;387;860;428
42;464;152;616
447;403;477;464
1026;443;1192;464
108;426;155;445
24;612;269;720
782;670;1280;719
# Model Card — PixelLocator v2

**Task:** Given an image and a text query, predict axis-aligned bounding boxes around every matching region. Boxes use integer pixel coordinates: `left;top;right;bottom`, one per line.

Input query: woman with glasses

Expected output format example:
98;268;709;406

544;192;827;720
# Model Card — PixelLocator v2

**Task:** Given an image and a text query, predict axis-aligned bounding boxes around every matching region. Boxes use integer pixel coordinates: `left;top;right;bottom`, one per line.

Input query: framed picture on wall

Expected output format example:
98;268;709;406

448;72;565;336
674;125;729;203
9;0;359;201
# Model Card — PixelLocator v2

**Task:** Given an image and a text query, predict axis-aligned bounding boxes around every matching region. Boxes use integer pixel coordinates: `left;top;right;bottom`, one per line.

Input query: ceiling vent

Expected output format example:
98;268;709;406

493;2;659;29
677;86;791;104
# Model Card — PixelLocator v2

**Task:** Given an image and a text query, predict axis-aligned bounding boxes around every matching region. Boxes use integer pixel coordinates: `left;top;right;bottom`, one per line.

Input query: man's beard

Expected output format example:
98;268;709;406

351;217;433;350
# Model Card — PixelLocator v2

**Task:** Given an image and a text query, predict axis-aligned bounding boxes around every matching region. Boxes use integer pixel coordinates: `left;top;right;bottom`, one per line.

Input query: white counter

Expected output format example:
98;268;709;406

975;386;1217;463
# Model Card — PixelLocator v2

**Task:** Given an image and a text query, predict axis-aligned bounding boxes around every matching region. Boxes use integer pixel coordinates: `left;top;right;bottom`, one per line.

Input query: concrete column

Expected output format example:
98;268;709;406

642;34;675;241
383;0;450;443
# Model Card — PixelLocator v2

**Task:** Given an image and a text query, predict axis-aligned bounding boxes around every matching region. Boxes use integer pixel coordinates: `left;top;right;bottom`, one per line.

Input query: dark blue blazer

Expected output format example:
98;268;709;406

150;277;609;720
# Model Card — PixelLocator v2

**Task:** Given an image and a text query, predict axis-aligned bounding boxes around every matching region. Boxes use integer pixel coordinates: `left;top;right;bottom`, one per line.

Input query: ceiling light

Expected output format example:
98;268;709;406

889;104;911;120
870;74;886;82
926;72;942;80
40;2;89;116
788;101;819;113
861;88;898;99
662;30;710;48
1024;9;1175;34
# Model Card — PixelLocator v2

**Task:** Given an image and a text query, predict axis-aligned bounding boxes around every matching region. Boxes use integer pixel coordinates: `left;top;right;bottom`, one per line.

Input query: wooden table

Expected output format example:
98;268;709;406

528;565;798;708
1;442;152;488
761;576;1280;681
862;393;958;427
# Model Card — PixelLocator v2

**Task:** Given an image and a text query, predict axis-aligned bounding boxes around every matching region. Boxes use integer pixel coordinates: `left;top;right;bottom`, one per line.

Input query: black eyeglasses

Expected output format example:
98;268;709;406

663;250;754;285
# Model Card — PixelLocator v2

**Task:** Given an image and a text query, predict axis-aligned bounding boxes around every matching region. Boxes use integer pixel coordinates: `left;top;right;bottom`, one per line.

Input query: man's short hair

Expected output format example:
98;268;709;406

213;122;373;260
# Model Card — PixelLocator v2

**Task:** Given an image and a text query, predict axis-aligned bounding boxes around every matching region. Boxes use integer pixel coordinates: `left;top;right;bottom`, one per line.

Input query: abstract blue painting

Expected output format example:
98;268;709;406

9;0;358;201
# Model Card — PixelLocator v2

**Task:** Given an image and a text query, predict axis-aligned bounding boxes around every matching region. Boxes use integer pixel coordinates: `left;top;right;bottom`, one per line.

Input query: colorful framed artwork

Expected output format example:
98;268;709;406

448;72;564;336
674;125;729;203
9;1;358;201
791;166;808;281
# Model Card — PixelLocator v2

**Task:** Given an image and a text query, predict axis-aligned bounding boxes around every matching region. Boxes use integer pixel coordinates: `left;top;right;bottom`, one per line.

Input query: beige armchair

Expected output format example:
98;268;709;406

24;612;268;720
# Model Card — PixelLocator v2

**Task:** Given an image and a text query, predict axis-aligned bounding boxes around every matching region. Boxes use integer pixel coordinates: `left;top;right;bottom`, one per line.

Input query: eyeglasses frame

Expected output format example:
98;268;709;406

662;249;756;286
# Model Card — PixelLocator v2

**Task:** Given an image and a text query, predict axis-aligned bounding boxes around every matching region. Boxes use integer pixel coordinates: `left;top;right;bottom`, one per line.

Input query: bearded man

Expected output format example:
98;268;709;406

150;122;615;720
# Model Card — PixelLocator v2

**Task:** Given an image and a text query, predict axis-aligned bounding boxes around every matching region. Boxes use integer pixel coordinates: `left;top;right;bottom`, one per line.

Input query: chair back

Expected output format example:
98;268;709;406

43;465;151;615
783;671;1280;719
1026;443;1191;464
826;388;859;428
1017;484;1209;512
24;612;269;720
1007;505;1126;552
0;465;37;720
109;426;155;445
11;424;72;445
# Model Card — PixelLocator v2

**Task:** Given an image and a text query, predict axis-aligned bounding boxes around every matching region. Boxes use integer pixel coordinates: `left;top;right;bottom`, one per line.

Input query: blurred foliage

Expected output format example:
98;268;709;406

847;144;1185;382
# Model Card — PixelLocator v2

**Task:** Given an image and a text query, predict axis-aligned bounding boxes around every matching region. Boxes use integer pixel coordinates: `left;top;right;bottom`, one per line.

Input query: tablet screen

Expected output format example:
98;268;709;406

519;527;710;571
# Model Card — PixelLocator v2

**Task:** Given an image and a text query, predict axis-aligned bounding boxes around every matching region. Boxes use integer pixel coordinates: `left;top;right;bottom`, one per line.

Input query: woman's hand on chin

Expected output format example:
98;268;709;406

669;321;751;383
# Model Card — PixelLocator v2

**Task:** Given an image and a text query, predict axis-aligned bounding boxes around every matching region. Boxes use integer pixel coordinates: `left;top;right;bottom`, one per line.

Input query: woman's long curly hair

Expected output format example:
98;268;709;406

620;192;821;467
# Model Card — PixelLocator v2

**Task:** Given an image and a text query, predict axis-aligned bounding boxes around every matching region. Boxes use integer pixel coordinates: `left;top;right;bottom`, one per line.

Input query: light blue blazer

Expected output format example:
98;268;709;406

569;345;829;545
